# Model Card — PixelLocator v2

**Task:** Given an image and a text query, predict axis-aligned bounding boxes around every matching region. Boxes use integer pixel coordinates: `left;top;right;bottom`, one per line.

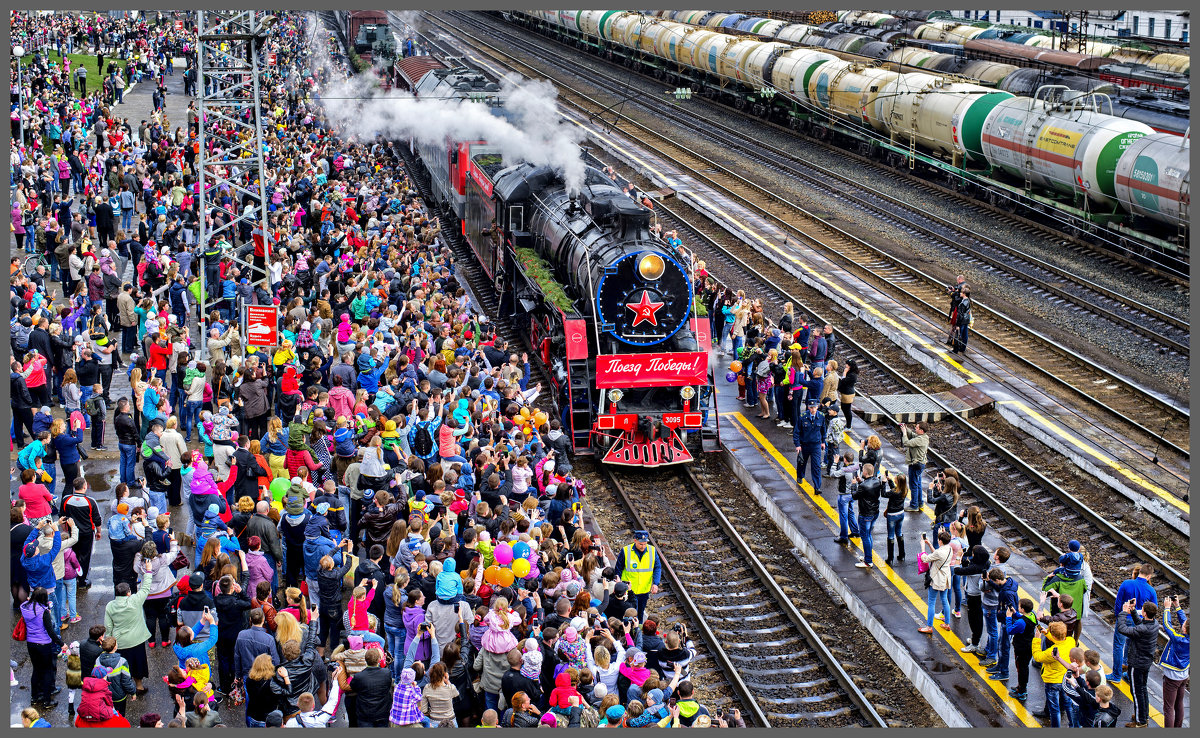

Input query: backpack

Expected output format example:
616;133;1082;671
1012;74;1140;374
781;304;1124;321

83;394;102;417
412;422;434;458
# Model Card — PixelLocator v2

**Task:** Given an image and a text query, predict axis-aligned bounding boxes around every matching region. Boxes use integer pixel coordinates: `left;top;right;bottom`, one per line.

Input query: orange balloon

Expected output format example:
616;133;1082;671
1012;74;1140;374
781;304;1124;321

484;565;502;585
520;407;531;419
533;411;548;426
496;568;515;587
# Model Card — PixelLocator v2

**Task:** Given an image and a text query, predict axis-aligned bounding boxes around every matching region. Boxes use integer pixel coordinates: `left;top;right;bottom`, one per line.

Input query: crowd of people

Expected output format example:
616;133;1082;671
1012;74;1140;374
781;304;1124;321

9;9;1188;731
8;10;743;729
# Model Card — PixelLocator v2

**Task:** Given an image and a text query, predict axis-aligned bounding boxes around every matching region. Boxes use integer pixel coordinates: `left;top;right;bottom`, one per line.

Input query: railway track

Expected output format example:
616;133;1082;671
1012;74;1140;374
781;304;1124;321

647;189;1189;631
598;464;887;727
502;13;1191;286
433;10;1190;470
412;7;1189;635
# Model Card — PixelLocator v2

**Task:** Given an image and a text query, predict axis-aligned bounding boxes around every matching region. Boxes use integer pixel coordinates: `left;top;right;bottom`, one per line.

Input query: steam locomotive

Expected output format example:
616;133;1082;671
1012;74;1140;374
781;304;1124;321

400;61;718;467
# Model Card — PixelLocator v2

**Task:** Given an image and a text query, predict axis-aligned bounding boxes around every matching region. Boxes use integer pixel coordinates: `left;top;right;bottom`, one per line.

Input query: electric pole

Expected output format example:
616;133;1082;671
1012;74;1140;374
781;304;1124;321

194;11;276;357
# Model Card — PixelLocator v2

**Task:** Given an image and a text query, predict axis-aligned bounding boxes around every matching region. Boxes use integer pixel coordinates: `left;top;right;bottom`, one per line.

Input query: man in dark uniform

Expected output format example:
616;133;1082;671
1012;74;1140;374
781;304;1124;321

793;399;825;492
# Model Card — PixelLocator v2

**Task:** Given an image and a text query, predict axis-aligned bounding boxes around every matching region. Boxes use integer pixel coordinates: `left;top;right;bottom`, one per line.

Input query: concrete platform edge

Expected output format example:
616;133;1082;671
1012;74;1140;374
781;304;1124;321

720;448;974;728
993;403;1190;535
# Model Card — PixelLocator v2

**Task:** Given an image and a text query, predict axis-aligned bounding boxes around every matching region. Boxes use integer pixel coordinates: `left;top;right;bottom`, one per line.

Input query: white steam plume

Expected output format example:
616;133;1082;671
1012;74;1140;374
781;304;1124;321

314;55;586;194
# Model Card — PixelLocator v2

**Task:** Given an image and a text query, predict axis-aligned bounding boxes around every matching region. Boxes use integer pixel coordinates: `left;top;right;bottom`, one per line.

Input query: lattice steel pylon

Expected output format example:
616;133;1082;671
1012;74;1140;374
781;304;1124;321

195;10;275;356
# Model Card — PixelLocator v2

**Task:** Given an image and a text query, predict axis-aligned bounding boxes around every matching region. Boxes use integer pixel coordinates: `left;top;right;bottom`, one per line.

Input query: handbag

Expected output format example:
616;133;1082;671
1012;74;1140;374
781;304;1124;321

226;677;247;708
172;549;190;571
12;615;27;641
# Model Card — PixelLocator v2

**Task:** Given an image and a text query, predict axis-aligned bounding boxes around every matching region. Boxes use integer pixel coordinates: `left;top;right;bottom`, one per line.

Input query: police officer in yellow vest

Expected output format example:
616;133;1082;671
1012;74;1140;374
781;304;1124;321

616;530;661;621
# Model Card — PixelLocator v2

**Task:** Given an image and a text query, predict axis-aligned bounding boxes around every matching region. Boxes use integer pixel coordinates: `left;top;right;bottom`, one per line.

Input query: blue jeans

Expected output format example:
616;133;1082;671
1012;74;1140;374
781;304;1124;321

386;625;406;678
1044;683;1063;727
246;716;266;727
837;494;859;538
926;587;951;627
951;574;963;612
121;210;133;230
59;577;78;619
908;463;925;508
1110;628;1129;681
119;443;138;484
184;400;203;441
347;629;386;646
483;690;499;713
719;323;733;351
745;375;757;406
983;606;1000;660
857;514;877;564
439;454;467;465
885;511;904;541
731;335;744;357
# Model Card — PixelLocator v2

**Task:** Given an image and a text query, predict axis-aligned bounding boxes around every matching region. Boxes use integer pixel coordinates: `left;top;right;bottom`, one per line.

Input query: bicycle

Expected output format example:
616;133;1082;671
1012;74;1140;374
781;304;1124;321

22;253;51;279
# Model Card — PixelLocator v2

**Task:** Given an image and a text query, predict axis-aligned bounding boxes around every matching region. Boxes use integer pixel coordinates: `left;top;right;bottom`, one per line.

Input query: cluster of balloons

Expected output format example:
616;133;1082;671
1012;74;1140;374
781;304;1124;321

483;540;539;588
725;360;743;383
512;407;551;438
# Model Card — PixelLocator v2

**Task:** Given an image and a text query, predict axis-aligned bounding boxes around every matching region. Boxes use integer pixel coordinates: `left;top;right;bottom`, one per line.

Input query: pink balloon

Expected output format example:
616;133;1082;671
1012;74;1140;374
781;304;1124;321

494;542;514;566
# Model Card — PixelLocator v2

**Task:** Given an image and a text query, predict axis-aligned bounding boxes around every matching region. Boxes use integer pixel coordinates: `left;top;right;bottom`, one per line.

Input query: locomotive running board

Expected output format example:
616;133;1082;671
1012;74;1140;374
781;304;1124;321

600;429;694;466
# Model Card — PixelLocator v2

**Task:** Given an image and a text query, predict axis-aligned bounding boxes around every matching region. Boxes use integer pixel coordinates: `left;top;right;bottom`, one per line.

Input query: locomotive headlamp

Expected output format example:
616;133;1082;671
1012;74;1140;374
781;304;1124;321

637;253;666;281
680;386;696;400
608;389;624;403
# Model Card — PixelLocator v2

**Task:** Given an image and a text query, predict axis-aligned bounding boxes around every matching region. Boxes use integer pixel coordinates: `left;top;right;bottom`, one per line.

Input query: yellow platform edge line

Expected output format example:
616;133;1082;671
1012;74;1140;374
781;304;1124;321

724;411;1165;725
999;400;1187;514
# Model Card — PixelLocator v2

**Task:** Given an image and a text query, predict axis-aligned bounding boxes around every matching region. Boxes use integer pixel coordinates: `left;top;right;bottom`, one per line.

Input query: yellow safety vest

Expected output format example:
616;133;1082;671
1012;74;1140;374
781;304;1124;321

621;544;656;595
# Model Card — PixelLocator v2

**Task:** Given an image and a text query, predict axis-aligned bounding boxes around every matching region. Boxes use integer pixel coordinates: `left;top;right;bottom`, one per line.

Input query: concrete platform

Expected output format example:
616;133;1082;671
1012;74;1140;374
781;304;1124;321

710;351;1184;728
568;108;1190;532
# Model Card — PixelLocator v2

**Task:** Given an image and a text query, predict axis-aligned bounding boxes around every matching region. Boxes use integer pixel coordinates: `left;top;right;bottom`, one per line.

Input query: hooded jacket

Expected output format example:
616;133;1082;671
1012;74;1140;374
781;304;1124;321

549;671;583;710
96;652;137;702
77;676;117;722
1032;629;1078;684
1115;610;1161;671
435;558;463;602
302;518;339;579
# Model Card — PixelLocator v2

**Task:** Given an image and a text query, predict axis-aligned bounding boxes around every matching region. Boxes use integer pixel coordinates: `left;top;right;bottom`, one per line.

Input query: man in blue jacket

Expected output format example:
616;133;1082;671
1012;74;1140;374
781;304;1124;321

793;399;825;492
22;523;63;594
1108;564;1157;685
302;516;340;611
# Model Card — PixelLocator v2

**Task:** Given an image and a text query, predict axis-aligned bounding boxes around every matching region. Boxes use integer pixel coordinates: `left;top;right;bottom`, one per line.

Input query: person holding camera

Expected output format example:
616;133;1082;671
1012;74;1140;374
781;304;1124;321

1115;597;1160;728
1159;594;1189;728
899;422;929;511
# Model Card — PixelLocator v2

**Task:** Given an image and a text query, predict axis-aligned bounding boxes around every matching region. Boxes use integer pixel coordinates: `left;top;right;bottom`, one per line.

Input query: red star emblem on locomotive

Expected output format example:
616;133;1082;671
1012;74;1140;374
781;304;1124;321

625;290;665;328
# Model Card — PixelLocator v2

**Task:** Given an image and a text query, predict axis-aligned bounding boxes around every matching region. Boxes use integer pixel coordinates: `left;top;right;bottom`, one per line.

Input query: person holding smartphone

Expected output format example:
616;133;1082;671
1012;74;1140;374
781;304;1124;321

1159;594;1189;728
1031;620;1077;726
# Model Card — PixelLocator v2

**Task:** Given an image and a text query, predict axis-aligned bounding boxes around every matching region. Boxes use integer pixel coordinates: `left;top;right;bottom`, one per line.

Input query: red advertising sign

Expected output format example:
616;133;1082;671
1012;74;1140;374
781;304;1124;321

594;352;708;389
245;306;278;347
267;52;277;65
564;319;589;360
175;19;183;30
